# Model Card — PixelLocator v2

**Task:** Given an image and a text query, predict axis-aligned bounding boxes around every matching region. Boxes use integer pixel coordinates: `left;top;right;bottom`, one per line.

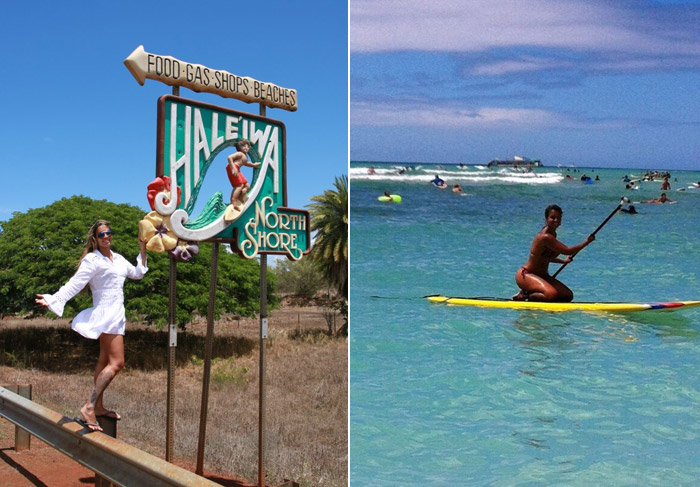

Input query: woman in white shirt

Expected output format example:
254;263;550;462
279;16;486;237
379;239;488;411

36;219;148;431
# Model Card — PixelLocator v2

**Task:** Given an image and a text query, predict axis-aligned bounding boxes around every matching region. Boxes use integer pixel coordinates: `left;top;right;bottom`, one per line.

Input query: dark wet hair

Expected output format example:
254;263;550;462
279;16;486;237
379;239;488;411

545;204;563;218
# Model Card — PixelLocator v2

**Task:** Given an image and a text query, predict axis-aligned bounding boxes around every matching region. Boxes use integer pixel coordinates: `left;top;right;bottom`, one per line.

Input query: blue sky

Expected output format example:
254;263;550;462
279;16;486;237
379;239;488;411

0;0;347;223
350;0;700;170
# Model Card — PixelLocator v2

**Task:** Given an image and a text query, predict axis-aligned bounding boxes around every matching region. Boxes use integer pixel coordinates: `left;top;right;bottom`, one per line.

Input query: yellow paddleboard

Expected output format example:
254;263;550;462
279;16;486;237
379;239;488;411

426;296;700;313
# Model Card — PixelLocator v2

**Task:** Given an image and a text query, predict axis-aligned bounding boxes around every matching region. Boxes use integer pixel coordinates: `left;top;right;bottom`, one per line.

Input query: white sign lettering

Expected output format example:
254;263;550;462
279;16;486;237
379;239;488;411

125;45;298;112
240;197;307;260
167;102;280;210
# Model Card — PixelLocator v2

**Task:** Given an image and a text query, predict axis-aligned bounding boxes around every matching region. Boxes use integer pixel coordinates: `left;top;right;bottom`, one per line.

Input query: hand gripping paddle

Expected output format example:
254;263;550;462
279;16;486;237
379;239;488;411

552;196;629;278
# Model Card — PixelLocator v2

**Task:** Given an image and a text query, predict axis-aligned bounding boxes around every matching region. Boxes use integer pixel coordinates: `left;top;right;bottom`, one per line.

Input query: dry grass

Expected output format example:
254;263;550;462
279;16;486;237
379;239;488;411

0;306;347;487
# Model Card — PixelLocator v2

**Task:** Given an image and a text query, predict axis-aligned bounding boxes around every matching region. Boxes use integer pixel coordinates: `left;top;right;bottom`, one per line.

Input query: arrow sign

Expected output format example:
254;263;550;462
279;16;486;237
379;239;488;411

124;45;298;112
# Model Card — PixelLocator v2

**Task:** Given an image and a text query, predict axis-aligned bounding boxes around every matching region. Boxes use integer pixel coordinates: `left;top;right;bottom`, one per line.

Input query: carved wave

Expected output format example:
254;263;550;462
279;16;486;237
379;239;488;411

185;191;227;230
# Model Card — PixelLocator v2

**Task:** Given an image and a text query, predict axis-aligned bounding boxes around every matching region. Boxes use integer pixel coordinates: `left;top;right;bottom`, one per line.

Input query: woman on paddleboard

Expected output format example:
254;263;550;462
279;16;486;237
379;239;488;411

513;205;595;302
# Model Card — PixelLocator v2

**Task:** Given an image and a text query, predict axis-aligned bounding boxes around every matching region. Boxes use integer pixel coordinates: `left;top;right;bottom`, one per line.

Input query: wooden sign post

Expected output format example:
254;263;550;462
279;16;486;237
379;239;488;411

125;46;309;486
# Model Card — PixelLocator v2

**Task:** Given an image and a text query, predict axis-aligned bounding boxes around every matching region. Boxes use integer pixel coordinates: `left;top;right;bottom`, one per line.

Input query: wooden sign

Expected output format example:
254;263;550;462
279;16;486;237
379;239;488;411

124;45;298;112
151;95;310;260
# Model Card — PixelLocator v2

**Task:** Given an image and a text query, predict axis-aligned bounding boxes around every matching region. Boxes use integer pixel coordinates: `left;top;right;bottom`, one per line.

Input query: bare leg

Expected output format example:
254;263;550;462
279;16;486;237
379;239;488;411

80;334;124;431
93;345;110;416
240;184;250;203
94;347;121;420
515;269;565;302
525;276;573;302
512;270;528;300
549;278;574;302
232;186;244;209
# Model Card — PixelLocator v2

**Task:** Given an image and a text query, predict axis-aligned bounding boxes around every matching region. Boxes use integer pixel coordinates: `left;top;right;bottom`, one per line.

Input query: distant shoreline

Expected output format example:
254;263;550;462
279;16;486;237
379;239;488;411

350;160;695;173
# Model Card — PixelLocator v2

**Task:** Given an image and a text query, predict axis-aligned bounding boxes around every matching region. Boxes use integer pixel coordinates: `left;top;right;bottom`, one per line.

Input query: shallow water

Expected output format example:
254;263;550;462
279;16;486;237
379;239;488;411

350;162;700;486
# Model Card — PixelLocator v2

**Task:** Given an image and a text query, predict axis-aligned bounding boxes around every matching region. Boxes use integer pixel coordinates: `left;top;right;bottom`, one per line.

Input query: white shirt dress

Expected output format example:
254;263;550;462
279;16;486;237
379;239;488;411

43;250;148;339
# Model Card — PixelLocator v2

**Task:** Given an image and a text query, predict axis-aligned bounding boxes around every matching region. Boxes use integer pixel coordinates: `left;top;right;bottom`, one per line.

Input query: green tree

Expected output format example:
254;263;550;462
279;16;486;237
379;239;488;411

0;196;276;326
307;175;348;298
274;257;327;298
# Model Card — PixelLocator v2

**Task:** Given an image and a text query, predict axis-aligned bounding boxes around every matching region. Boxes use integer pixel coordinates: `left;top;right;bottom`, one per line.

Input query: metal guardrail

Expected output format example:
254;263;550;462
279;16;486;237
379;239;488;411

2;384;32;450
0;386;221;487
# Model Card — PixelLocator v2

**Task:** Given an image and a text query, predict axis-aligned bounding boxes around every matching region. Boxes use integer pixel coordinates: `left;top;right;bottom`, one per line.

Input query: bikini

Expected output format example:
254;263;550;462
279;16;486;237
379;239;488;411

520;249;557;279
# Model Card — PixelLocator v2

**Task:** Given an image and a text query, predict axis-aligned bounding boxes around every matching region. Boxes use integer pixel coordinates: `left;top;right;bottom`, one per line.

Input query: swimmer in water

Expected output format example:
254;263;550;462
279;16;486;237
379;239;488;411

431;174;447;188
642;192;673;204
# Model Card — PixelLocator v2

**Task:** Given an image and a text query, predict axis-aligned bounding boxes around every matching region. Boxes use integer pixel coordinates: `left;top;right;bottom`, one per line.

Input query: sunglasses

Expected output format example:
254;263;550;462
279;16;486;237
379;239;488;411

97;230;113;238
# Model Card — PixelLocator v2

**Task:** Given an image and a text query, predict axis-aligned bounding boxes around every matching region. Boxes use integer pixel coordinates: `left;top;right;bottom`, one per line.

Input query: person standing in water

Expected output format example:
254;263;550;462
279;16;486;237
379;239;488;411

36;220;148;431
513;205;595;302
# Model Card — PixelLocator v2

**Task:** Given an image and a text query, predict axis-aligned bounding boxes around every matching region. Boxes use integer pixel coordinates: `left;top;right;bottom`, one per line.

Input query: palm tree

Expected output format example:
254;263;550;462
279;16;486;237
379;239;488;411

307;175;348;298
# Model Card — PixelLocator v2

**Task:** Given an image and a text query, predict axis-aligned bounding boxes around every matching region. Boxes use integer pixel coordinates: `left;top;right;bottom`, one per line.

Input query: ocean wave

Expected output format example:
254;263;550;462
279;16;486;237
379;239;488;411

350;166;564;185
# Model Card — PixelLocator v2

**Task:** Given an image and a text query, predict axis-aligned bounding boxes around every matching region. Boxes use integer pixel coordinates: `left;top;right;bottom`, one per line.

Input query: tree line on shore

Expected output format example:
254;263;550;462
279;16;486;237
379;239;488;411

0;175;347;328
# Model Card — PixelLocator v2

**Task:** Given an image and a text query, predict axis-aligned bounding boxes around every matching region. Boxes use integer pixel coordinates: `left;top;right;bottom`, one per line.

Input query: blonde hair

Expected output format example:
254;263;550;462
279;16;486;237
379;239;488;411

81;219;111;261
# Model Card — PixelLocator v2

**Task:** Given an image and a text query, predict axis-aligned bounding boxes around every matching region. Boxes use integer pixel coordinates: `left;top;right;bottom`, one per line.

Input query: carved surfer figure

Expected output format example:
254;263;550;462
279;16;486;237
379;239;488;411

226;139;261;211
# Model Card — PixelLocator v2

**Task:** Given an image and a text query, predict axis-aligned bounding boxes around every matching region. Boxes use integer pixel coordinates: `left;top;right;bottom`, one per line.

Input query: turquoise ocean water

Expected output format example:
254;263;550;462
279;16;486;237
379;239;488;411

349;161;700;486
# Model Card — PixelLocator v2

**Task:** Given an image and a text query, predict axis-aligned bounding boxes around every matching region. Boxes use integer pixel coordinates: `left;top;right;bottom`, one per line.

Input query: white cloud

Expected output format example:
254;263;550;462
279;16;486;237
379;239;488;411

351;100;628;129
352;101;561;127
472;56;575;76
351;0;700;58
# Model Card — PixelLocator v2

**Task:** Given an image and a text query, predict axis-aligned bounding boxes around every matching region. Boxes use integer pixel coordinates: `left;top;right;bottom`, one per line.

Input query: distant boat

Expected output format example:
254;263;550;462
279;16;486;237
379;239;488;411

487;156;542;168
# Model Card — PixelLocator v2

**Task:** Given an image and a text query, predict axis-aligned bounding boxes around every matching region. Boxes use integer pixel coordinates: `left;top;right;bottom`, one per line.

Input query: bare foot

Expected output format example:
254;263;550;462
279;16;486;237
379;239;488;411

95;408;121;420
512;291;528;301
79;404;103;432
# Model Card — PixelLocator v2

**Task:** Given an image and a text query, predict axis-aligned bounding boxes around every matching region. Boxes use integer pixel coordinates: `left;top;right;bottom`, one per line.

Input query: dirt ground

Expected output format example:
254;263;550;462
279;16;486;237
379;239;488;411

0;418;95;487
0;419;262;487
0;302;342;486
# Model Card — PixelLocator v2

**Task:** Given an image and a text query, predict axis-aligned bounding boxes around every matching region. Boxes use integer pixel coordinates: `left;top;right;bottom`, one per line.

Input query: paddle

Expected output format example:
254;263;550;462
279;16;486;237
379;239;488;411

552;196;629;278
